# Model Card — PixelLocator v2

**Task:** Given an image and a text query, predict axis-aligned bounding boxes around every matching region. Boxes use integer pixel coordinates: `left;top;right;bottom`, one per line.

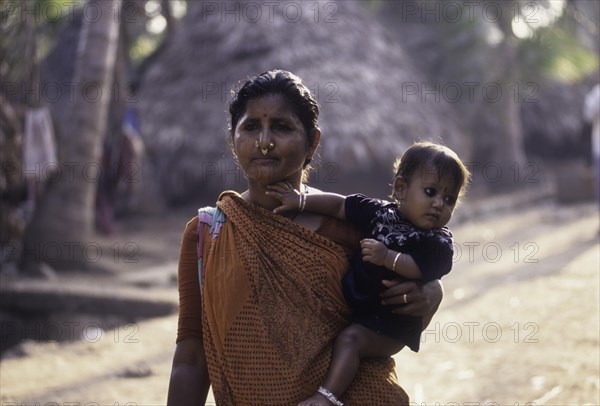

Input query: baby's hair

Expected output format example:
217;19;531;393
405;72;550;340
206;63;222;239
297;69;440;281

392;141;471;201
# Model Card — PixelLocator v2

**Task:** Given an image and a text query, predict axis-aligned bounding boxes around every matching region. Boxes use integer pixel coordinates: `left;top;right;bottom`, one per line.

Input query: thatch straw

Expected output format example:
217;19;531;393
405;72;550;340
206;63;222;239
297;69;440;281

138;0;468;202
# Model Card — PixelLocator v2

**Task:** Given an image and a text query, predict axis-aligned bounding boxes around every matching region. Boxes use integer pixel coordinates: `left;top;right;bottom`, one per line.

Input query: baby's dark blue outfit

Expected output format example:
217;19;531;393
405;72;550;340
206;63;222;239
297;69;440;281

343;194;454;351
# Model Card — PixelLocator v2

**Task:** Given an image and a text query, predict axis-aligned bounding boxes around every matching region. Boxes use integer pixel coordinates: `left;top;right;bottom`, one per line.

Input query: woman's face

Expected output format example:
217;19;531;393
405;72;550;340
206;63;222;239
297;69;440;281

233;94;318;185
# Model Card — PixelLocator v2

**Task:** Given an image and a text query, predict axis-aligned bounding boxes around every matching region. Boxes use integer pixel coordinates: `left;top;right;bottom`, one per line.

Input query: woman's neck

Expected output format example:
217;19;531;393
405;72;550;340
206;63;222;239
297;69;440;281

242;179;303;211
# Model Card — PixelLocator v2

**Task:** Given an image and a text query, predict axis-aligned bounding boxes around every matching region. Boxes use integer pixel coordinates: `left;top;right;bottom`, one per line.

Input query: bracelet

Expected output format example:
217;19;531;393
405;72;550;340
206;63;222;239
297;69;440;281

299;192;306;212
392;252;402;272
318;386;344;406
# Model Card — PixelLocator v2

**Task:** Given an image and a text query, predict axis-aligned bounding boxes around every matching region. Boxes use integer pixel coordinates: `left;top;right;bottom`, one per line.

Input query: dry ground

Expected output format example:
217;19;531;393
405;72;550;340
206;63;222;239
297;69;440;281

1;197;598;405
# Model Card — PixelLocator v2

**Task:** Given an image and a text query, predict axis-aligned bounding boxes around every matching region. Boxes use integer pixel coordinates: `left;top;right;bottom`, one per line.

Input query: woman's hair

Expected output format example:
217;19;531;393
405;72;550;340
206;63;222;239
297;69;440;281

228;70;320;169
393;141;471;200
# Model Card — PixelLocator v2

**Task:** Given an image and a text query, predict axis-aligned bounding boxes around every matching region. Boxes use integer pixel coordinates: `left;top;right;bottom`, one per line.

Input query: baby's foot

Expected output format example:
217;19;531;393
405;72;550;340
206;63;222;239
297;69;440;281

298;392;335;406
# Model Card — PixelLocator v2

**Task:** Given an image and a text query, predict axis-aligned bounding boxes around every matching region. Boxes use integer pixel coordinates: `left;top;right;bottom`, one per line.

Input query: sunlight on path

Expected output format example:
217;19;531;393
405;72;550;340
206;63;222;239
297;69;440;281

396;205;599;403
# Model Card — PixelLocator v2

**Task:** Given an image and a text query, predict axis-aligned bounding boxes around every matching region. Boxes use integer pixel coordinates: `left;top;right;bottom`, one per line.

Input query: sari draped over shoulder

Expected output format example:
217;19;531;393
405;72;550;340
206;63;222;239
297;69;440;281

199;191;408;405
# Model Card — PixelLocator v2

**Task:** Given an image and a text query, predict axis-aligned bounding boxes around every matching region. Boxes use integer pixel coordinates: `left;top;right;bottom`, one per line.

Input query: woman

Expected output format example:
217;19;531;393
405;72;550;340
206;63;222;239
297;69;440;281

167;70;444;405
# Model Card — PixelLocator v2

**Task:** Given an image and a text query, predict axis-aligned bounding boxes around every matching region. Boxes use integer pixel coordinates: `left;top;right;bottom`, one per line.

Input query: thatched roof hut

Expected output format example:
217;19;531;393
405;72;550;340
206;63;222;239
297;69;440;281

521;78;596;160
138;0;470;204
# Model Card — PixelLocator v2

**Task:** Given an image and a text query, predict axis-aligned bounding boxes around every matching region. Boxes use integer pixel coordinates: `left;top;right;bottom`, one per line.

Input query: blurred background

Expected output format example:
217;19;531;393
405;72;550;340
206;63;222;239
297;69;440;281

1;0;599;404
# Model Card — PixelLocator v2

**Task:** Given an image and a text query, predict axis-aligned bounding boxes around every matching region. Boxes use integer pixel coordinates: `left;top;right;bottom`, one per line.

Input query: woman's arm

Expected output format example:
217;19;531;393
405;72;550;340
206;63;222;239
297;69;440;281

167;338;210;405
266;182;346;220
380;279;443;330
167;218;211;405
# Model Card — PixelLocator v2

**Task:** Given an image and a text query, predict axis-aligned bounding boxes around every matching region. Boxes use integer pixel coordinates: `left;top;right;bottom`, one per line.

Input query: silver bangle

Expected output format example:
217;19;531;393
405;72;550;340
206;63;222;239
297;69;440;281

318;386;343;406
299;192;306;212
392;252;402;272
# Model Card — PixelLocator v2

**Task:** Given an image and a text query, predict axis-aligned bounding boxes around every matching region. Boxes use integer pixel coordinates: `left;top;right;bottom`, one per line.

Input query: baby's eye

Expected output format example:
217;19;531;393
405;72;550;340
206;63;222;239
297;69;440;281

424;188;436;197
444;196;456;205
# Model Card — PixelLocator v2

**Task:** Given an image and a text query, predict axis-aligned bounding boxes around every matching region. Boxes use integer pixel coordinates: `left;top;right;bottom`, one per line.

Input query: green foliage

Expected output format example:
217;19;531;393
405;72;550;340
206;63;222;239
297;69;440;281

362;0;386;13
1;0;177;86
368;0;597;85
129;34;162;64
519;25;598;82
0;0;81;85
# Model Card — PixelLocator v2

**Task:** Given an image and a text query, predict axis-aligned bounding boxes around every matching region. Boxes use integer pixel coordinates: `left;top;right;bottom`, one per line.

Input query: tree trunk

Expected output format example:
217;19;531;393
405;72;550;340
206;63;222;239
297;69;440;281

471;75;528;191
470;1;527;192
22;0;122;271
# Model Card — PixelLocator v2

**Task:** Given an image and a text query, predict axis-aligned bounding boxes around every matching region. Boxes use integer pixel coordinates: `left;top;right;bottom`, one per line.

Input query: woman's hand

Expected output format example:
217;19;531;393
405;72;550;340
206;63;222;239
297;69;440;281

360;239;388;266
380;279;443;328
167;338;211;405
265;182;301;214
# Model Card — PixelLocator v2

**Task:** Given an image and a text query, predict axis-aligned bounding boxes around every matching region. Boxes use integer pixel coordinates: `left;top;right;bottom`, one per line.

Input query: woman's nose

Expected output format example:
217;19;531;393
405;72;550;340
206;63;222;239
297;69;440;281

257;128;271;148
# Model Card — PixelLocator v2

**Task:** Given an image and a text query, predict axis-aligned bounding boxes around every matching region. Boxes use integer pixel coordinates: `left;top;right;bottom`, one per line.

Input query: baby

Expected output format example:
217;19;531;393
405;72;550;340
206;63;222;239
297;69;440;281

267;141;470;406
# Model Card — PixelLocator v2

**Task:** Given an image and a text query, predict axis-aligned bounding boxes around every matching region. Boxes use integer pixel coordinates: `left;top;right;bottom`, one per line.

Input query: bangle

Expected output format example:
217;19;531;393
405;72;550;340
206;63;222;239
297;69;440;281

299;192;306;212
317;386;344;406
392;252;401;272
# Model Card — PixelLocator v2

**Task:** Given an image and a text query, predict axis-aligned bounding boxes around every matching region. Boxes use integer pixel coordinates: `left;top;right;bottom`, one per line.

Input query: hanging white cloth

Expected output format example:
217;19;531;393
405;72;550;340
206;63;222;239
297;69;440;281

23;106;58;181
584;84;600;161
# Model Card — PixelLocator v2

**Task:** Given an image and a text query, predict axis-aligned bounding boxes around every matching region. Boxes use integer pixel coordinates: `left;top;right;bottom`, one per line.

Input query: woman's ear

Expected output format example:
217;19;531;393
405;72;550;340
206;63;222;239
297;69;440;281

393;176;407;201
228;135;239;163
307;128;321;160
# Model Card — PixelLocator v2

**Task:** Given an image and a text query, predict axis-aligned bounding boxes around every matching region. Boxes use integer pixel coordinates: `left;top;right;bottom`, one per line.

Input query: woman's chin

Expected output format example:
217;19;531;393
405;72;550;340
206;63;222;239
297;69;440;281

244;167;302;185
246;173;284;185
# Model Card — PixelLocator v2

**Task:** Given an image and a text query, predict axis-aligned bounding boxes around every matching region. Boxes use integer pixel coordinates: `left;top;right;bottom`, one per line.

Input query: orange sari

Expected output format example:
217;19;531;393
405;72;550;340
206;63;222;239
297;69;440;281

194;192;408;405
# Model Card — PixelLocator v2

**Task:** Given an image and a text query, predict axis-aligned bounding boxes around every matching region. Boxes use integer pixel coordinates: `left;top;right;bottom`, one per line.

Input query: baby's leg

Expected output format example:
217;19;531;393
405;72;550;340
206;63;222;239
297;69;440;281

298;323;404;406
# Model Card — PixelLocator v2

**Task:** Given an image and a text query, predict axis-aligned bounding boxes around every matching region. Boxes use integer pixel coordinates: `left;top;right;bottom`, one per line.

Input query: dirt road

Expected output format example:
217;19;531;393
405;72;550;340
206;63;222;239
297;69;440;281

1;199;598;405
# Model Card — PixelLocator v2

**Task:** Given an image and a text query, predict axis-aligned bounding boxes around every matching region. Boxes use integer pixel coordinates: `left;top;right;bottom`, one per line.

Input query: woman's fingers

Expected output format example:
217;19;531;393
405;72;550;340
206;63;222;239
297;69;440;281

380;280;415;297
380;280;429;316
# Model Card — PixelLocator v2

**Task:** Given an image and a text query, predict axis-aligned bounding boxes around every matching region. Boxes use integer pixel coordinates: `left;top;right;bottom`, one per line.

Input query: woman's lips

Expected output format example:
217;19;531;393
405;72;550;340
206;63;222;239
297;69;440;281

251;156;278;164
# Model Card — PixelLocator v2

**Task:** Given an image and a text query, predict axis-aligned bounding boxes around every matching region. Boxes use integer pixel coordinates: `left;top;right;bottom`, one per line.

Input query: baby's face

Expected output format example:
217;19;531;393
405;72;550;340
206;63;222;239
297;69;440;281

395;165;458;229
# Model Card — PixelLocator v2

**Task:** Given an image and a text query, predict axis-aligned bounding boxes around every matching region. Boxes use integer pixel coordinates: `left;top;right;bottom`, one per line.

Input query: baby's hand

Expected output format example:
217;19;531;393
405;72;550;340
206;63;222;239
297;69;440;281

265;182;302;214
360;239;388;266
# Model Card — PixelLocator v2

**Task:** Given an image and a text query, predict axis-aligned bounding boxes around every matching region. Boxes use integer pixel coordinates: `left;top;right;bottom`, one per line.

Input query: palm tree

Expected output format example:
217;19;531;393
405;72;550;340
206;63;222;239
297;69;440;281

22;0;122;271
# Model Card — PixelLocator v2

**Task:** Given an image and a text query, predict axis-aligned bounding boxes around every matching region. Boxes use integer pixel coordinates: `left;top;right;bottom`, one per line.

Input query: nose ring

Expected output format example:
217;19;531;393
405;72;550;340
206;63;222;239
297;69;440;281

256;140;275;155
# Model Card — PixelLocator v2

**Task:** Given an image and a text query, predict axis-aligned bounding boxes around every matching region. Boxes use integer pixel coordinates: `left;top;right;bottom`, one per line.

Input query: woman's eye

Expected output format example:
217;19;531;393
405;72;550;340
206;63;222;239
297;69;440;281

273;123;291;132
424;188;436;197
241;122;258;131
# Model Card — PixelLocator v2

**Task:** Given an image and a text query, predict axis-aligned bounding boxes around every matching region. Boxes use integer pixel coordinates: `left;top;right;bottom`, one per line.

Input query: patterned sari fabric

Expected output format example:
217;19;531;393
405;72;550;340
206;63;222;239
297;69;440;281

199;192;409;405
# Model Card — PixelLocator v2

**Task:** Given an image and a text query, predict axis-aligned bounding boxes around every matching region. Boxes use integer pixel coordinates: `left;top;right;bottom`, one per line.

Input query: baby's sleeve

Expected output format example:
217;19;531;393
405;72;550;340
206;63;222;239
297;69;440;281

407;228;454;282
344;193;382;233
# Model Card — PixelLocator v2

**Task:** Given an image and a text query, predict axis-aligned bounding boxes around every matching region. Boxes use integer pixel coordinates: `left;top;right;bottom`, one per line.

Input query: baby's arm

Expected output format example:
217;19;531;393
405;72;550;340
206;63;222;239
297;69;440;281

361;239;423;279
266;182;346;220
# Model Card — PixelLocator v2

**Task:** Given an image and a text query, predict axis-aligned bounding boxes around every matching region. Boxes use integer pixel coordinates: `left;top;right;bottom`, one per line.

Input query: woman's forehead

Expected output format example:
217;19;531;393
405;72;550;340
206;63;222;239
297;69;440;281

244;94;295;116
